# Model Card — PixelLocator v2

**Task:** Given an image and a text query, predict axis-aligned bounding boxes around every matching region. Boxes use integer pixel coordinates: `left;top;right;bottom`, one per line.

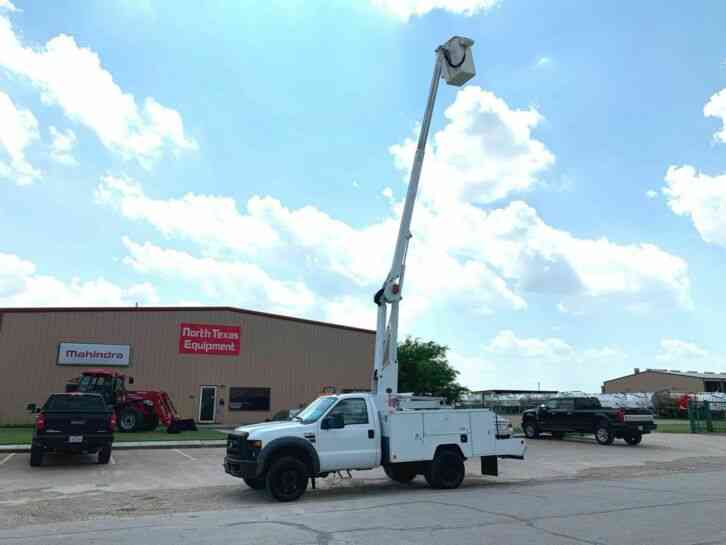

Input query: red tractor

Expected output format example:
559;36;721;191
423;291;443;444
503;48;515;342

65;370;196;433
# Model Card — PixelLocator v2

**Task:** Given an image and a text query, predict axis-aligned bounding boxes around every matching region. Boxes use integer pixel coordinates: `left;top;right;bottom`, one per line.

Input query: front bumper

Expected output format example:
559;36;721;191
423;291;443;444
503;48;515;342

224;455;259;479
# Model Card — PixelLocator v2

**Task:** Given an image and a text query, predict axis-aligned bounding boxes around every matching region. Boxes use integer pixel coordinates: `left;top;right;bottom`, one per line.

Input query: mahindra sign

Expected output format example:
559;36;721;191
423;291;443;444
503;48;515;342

58;343;131;366
179;323;241;356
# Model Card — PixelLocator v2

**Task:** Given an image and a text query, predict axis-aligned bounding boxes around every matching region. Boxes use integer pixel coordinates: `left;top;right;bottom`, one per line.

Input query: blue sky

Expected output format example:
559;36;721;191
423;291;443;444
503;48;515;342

2;0;726;391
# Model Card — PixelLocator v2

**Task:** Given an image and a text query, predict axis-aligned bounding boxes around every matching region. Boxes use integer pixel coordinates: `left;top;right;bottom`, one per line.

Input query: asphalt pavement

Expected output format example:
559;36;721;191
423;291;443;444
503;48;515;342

1;433;726;544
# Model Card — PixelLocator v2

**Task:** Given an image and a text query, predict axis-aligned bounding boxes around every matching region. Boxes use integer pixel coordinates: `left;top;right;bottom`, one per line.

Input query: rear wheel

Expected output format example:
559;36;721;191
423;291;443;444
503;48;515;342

29;446;43;467
98;445;112;464
118;409;140;432
624;432;642;446
265;456;308;502
243;476;266;490
384;463;417;483
425;450;465;490
523;421;540;439
594;422;614;445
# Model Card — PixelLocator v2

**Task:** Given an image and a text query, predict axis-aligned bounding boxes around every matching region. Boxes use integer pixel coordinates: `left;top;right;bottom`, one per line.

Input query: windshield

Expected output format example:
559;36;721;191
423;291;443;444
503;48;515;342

295;396;337;424
44;394;107;412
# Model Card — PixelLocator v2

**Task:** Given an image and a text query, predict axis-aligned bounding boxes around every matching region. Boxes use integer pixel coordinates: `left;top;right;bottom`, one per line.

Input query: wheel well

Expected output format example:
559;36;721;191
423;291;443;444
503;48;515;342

263;447;314;475
434;444;465;460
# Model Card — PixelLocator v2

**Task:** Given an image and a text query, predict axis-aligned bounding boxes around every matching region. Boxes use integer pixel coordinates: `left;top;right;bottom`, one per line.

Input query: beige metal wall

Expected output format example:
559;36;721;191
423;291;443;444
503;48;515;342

0;308;374;426
602;372;703;393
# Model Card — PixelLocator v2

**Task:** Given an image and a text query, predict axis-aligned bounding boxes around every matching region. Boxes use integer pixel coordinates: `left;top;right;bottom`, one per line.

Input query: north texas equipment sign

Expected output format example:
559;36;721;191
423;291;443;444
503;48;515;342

178;323;241;356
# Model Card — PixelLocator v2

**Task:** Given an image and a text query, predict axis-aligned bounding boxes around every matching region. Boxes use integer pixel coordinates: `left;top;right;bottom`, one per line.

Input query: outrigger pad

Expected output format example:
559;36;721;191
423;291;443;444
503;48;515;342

167;419;197;433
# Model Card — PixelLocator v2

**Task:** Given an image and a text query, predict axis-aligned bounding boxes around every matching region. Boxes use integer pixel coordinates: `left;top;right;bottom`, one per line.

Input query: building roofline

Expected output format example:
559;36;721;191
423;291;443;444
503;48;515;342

602;369;718;384
0;306;376;335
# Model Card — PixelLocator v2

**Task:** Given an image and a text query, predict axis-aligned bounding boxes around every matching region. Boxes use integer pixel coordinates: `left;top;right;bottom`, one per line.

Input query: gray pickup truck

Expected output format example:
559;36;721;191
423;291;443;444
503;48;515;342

521;396;656;445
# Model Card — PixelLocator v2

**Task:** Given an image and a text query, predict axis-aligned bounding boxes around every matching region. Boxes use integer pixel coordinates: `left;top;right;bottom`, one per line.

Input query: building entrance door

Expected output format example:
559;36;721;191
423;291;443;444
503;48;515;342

198;386;217;423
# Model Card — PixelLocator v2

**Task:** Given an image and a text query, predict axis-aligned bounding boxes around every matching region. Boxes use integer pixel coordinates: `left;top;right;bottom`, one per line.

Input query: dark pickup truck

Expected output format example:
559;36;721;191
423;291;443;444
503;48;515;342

521;396;656;445
29;393;116;466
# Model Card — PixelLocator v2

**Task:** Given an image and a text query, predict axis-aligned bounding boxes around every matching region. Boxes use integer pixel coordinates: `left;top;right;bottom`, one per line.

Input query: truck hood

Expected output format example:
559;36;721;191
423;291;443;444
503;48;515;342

233;420;305;436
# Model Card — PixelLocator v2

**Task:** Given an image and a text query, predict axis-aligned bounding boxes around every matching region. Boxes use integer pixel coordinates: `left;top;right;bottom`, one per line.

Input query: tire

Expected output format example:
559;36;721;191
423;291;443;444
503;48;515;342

265;456;309;502
118;408;140;432
594;422;614;445
243;477;266;490
523;421;540;439
424;450;465;490
384;463;417;484
29;445;43;467
551;431;565;439
98;445;112;464
624;432;642;446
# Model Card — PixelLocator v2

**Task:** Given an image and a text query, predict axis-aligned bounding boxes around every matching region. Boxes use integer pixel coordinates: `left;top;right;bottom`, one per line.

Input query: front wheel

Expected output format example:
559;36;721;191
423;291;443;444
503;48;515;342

265;456;309;502
243;476;266;490
384;463;417;483
523;421;540;439
425;450;465;490
594;423;614;445
624;432;642;446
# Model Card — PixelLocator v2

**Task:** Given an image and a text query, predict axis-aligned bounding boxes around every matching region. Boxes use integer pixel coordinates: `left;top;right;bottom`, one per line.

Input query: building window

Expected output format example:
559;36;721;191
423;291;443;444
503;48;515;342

328;398;368;425
228;387;271;411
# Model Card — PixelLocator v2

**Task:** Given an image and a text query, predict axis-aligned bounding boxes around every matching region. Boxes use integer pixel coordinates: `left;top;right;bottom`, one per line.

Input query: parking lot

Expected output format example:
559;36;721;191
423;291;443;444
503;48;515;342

2;432;726;539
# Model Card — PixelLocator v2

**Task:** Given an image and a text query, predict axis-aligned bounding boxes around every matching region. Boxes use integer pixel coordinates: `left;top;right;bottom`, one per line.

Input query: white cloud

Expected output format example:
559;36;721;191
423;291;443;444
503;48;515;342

0;15;196;168
646;189;658;199
352;180;360;189
97;85;691;326
0;90;40;185
656;338;708;362
663;165;726;248
705;88;726;144
0;251;159;306
534;56;552;68
390;87;555;205
452;331;626;391
485;329;574;360
0;0;17;12
49;126;78;166
382;186;394;200
371;0;500;20
121;237;316;316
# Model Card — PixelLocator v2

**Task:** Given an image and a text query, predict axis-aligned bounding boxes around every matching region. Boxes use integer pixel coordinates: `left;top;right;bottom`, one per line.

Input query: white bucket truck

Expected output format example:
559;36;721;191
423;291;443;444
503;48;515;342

224;36;526;502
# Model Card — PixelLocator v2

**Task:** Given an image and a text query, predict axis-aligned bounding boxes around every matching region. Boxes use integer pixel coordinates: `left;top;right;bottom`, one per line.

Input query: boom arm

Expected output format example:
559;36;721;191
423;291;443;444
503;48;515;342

372;37;475;411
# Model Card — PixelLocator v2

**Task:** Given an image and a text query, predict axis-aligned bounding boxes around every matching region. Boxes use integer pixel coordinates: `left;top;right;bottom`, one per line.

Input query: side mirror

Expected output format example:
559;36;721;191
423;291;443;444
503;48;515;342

128;377;134;385
321;413;344;430
26;403;37;413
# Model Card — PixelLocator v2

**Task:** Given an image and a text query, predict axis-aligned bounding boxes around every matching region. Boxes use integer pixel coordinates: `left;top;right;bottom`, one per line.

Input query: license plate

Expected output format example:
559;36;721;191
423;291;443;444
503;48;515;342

68;435;83;443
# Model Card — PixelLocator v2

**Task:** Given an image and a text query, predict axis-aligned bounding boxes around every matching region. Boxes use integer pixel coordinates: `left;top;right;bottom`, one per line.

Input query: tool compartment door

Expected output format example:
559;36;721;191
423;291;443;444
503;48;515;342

386;412;425;463
469;410;496;456
422;410;473;458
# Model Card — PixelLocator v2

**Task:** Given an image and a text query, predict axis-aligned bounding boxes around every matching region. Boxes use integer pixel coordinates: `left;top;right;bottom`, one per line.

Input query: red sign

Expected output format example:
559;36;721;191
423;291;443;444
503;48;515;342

179;323;241;355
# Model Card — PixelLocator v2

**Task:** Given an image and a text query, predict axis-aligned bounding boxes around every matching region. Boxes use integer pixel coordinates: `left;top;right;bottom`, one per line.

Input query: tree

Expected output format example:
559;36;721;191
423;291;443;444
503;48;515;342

398;337;468;403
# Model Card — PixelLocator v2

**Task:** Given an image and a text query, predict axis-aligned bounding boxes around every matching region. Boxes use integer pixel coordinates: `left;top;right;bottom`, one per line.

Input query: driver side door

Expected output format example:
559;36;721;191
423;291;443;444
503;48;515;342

316;398;377;472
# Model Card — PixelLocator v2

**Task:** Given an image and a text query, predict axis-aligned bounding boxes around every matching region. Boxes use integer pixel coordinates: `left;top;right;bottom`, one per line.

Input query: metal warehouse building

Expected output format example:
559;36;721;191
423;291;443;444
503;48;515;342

602;368;726;393
0;307;374;426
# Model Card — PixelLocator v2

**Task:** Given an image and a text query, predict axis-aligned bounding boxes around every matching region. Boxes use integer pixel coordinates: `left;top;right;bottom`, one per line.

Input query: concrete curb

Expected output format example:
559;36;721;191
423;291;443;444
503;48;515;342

0;440;227;454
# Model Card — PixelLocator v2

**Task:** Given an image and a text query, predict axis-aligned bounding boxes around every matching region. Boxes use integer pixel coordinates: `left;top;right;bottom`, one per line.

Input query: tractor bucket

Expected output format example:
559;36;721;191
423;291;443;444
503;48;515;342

167;418;197;433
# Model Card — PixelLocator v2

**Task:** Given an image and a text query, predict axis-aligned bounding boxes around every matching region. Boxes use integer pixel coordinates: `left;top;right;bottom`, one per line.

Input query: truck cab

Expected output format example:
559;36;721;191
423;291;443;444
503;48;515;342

224;392;526;501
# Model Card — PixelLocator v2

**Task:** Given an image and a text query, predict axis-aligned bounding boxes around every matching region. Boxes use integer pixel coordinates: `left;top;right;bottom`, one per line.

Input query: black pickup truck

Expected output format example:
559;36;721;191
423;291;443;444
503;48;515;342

29;393;115;466
521;396;656;445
